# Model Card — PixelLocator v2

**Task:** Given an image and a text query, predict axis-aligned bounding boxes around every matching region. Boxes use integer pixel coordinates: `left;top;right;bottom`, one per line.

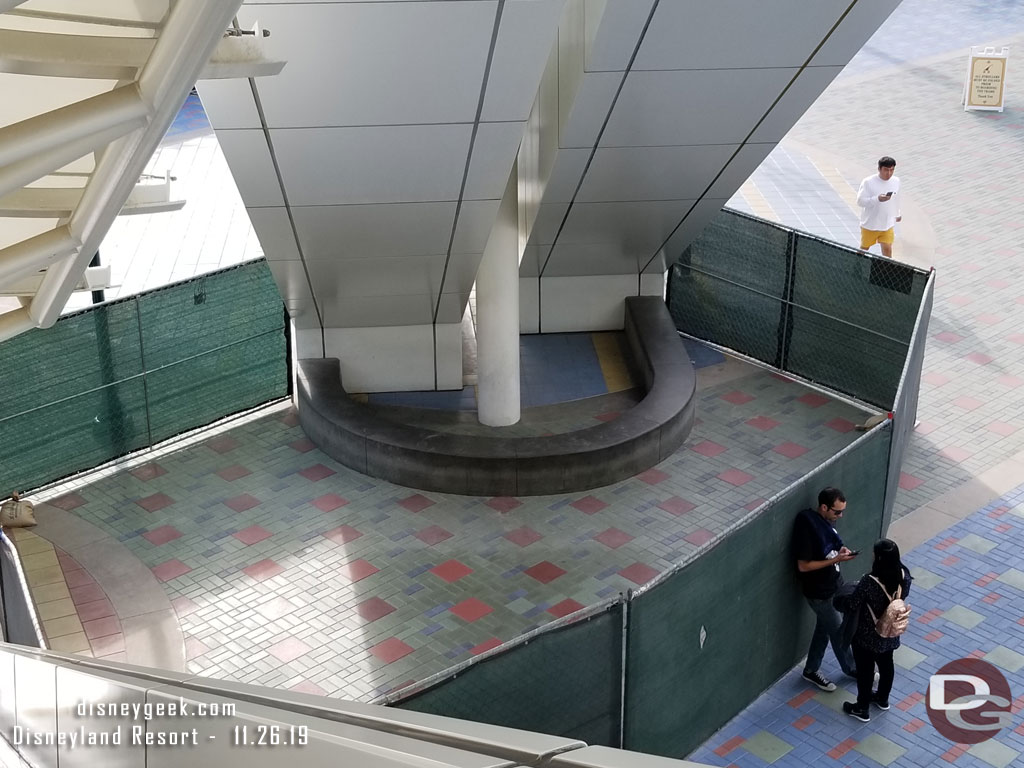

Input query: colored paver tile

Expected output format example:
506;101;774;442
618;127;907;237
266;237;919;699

431;560;473;583
967;740;1019;768
450;598;493;623
983;645;1024;674
369;637;414;664
996;568;1024;591
942;605;985;630
741;730;794;763
958;533;997;554
893;644;927;670
854;734;906;766
524;561;567;584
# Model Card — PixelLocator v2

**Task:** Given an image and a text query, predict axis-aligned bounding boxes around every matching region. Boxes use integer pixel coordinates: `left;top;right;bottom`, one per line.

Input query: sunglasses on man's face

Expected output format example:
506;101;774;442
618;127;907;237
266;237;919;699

828;506;845;516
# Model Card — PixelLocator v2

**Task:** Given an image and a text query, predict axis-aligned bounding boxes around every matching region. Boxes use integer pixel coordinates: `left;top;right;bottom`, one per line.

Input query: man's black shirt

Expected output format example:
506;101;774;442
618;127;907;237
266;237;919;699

792;508;844;599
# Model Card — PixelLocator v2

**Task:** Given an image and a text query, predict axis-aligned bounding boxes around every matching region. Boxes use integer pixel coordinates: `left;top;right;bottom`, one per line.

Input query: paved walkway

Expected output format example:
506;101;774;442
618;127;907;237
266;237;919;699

691;2;1024;765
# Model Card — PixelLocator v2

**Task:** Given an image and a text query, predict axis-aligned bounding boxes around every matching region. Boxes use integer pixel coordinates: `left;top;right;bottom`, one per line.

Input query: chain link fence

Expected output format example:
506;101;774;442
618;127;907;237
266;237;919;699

668;208;931;410
0;260;288;494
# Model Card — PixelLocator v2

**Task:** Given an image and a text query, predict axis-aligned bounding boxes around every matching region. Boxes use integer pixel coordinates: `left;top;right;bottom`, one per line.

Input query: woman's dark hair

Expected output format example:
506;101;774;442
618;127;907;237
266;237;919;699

871;538;905;593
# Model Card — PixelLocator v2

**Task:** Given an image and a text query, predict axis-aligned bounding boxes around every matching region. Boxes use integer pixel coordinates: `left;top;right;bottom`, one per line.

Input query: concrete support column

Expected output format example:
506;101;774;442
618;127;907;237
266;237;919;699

476;167;521;426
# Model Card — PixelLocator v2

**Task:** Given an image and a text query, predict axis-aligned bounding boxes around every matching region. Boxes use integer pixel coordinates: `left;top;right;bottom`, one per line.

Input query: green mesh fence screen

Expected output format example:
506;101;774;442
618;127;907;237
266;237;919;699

669;209;930;409
394;602;623;746
0;260;287;493
623;425;892;758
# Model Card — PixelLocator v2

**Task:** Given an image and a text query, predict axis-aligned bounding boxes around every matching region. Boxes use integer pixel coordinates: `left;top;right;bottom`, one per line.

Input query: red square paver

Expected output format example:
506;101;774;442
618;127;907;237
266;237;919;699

206;436;239;454
339;559;379;582
184;636;210;660
619;562;659;585
713;735;746;757
49;492;86;511
773;442;808;459
504;526;543;547
968;350;996;364
924;630;944;642
548;599;586;619
471;637;503;655
948;295;974;307
684;529;715;546
797;392;829;408
136;493;174;513
595;528;634;549
658;496;697;516
952;396;983;411
941;744;968;762
369;637;414;664
570;496;608;514
450;598;494;623
921;372;950;386
398;494;436;513
151;560;191;583
524;561;567;584
637;468;669;484
430;559;473;583
940;446;972;463
827;738;858;760
218;464;252;482
486;497;523;513
242;559;284;581
171;596;200;618
824;418;856;433
356;597;397;622
899;473;924;491
268;637;311;664
288;438;316;453
78;598;116;622
793;715;815;730
999;374;1024;388
983;592;1001;604
323;525;363;545
788;689;816;708
718;469;754;486
691;440;727;457
746;415;780;431
987;421;1018;436
130;462;167;481
142;525;182;547
82;615;121;640
224;494;261;513
234;525;272;546
63;569;95;589
903;717;927;733
720;390;754;405
299;464;336;482
313;493;349;512
69;583;105;605
416;525;453;546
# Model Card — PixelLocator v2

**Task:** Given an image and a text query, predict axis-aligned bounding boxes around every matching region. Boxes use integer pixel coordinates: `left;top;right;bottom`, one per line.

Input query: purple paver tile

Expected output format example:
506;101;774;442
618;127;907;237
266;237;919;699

298;464;336;482
570;496;609;514
142;525;182;546
369;637;414;664
268;637;311;664
524;561;567;584
234;525;272;546
313;493;349;512
242;559;284;581
323;525;363;545
450;598;493;623
504;526;543;547
151;560;191;583
430;560;473;583
224;494;260;513
619;562;659;585
136;493;174;512
398;494;436;513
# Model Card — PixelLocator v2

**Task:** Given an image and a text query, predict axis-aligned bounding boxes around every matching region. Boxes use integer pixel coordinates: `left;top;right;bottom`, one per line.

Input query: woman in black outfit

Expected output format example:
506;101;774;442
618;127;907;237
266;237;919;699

842;538;912;723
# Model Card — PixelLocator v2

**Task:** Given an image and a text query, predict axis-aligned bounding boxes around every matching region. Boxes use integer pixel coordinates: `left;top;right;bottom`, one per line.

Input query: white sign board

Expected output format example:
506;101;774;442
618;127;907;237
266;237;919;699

963;46;1009;112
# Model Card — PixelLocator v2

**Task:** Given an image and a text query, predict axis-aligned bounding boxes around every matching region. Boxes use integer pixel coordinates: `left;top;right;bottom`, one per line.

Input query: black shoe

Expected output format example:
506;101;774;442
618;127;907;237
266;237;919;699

843;702;871;723
872;693;890;711
802;669;837;692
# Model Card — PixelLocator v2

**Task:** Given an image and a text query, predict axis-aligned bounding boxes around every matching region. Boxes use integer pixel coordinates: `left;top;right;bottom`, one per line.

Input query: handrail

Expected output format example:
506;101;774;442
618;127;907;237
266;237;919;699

0;533;46;648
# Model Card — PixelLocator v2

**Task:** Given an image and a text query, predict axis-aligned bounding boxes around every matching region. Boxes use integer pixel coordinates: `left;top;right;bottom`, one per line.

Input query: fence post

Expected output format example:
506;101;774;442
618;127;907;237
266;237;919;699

776;230;798;370
619;589;632;749
133;295;155;447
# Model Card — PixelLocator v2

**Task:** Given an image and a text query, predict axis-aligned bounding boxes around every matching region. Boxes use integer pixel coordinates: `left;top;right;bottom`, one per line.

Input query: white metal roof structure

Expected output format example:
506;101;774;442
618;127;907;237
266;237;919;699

0;0;282;339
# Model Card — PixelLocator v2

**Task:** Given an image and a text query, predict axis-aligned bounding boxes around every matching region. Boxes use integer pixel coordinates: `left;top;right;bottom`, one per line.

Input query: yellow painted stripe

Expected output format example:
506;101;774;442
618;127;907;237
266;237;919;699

738;179;779;222
592;332;635;393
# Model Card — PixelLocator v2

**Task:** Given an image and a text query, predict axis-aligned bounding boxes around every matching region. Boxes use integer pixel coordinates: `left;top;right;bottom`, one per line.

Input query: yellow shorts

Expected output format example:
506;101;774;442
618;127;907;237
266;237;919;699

860;227;895;248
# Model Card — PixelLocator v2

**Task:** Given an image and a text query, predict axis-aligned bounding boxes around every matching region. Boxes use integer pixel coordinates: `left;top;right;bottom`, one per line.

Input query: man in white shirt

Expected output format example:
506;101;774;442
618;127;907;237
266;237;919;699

856;156;902;257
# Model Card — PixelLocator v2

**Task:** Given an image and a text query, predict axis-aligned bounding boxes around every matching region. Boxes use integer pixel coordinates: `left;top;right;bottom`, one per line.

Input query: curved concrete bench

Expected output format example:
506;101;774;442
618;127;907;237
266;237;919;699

297;296;696;496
